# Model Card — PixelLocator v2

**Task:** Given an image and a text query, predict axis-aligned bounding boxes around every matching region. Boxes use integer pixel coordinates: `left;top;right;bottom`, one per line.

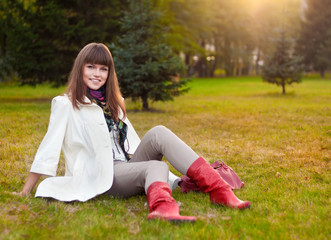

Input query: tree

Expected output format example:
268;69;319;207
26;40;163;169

1;0;124;85
211;0;254;77
112;0;189;110
261;31;303;94
166;0;215;76
0;0;10;81
296;0;331;77
250;0;302;75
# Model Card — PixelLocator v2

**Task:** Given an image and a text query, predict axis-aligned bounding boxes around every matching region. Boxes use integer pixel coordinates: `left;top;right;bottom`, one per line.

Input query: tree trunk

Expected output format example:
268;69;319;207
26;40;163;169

209;61;216;77
141;95;149;110
282;80;286;94
185;54;191;76
320;69;325;78
196;57;207;77
255;49;260;75
185;53;190;65
2;33;7;55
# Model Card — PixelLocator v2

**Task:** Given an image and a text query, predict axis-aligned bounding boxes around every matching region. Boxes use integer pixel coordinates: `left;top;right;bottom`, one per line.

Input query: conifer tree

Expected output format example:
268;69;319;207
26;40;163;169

1;0;124;85
261;31;303;94
112;0;188;110
296;0;331;77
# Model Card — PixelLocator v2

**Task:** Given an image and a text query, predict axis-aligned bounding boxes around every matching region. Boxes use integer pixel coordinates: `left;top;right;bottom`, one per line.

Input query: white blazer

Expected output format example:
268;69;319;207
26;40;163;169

30;95;179;202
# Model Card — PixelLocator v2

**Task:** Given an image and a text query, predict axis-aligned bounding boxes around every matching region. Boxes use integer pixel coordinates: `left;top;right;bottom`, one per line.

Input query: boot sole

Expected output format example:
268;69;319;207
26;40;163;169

212;201;251;210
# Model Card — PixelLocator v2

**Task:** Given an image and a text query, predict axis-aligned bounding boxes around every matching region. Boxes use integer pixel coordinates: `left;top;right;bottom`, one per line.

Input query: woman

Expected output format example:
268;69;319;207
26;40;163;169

19;43;250;223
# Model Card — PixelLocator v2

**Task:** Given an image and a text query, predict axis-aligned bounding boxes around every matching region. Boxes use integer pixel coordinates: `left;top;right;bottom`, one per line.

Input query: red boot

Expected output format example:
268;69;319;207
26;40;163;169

147;182;197;223
187;157;251;209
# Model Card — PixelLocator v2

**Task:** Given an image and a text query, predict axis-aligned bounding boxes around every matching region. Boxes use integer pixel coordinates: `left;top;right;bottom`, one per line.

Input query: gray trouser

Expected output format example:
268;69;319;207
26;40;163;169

107;125;199;198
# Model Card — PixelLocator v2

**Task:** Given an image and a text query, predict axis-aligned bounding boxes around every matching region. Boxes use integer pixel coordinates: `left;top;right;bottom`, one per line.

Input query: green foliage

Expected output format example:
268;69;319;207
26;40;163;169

211;0;254;77
112;0;189;110
262;31;303;94
0;0;124;85
166;0;213;54
0;0;306;82
296;0;331;77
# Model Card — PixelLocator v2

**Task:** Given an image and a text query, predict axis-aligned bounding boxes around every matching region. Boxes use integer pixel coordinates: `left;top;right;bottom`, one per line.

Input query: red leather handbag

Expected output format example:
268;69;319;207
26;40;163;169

180;160;244;193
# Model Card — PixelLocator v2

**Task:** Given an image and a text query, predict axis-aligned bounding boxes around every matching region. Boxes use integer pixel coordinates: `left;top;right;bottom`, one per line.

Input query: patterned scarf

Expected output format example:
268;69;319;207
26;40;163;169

89;86;130;159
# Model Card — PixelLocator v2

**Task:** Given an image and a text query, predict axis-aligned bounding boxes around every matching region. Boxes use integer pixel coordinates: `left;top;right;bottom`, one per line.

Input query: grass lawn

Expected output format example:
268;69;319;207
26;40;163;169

0;77;330;239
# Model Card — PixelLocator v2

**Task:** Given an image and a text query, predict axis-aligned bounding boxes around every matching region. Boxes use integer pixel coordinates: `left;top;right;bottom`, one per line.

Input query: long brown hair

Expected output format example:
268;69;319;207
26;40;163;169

66;43;126;121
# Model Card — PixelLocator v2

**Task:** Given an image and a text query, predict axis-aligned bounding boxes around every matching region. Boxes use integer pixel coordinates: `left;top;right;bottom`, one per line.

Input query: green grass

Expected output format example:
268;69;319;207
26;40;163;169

0;77;330;239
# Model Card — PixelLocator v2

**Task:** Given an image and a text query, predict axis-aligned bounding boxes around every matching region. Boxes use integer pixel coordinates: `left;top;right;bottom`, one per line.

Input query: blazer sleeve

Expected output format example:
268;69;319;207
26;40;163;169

30;96;70;176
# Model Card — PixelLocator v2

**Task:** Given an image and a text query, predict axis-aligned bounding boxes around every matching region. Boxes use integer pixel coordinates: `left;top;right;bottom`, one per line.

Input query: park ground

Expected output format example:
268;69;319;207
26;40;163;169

0;76;330;239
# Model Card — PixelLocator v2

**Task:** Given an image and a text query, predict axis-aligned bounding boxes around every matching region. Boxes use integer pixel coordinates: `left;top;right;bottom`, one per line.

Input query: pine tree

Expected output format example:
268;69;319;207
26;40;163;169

1;0;124;85
112;0;188;110
296;0;331;77
262;31;303;94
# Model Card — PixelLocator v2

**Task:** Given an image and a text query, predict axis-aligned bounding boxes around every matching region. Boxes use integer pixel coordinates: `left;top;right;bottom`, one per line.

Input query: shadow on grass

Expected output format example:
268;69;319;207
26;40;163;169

250;91;297;98
127;108;166;114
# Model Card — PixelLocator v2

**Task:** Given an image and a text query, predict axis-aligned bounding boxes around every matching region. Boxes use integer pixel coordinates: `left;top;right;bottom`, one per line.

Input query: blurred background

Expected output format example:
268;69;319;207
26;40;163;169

0;0;330;85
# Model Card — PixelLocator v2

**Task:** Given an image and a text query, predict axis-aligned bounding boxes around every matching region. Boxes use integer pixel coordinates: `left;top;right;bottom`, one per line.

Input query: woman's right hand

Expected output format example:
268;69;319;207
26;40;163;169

16;172;42;197
4;191;30;197
17;191;30;197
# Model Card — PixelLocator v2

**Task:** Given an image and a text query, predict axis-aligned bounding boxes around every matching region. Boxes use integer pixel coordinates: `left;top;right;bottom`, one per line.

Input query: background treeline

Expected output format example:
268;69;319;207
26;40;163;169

0;0;330;86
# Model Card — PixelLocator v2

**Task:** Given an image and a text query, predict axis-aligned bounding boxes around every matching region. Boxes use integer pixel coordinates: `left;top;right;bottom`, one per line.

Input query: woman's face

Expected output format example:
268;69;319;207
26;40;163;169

83;63;108;90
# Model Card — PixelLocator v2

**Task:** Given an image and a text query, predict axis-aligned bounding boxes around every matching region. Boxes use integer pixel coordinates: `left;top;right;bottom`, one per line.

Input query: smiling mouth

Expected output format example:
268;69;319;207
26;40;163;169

90;79;101;82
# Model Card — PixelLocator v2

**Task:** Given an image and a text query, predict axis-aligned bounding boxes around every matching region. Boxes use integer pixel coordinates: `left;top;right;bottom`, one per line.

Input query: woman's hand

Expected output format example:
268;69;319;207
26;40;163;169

4;191;30;197
14;172;42;197
16;191;30;197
